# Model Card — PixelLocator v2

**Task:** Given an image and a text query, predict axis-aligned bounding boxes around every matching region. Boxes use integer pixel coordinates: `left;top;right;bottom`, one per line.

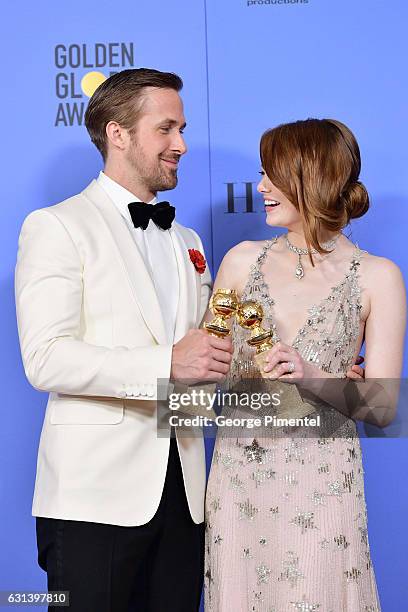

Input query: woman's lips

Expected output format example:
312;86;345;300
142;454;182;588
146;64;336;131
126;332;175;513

264;199;281;209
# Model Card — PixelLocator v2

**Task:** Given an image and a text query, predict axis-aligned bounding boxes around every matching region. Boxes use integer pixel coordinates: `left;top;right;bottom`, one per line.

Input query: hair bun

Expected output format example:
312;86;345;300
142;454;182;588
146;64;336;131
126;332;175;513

342;180;369;221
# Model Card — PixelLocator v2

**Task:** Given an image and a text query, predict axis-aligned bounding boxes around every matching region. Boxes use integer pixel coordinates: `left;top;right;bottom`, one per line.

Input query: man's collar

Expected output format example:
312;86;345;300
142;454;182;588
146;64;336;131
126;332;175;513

97;171;157;209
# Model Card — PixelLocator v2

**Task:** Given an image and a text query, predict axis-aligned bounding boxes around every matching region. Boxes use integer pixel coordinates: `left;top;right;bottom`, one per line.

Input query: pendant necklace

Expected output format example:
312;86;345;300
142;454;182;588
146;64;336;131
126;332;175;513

285;233;341;280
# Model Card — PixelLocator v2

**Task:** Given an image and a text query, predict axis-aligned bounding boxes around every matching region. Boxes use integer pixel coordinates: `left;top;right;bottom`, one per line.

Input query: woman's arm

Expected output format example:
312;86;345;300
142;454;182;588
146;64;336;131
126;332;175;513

265;257;407;427
364;257;406;378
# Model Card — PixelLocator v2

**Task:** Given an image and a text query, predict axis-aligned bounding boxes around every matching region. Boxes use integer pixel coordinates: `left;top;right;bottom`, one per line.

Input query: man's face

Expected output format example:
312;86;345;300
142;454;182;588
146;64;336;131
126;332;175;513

126;87;187;196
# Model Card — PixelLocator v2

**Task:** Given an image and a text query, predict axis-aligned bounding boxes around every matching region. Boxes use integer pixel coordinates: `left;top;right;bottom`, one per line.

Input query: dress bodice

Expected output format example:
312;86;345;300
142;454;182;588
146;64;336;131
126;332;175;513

228;236;365;388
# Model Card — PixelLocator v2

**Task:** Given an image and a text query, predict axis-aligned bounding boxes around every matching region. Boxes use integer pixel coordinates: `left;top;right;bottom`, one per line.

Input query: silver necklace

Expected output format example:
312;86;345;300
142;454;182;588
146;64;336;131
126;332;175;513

285;233;341;280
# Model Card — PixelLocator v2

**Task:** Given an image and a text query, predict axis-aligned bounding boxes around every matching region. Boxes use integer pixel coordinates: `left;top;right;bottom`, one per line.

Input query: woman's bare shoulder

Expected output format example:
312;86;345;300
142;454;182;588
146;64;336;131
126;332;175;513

362;250;403;277
222;239;269;264
214;240;270;292
361;250;405;295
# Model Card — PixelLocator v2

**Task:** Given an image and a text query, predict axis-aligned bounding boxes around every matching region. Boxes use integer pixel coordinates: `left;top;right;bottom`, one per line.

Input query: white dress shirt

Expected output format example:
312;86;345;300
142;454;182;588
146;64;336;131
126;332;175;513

97;171;179;343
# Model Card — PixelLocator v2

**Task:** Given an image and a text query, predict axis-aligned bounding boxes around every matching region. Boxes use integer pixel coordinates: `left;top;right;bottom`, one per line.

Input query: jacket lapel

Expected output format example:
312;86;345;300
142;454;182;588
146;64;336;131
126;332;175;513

82;180;167;345
169;226;200;343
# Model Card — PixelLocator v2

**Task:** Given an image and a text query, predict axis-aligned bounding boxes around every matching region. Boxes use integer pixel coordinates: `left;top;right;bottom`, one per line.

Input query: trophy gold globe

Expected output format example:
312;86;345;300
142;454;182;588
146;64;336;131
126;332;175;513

236;300;315;418
236;300;275;354
183;288;237;422
204;288;239;338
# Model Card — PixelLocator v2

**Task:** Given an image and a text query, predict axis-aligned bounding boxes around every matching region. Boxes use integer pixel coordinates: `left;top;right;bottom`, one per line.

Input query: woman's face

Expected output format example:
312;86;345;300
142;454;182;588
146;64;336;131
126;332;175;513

257;169;301;229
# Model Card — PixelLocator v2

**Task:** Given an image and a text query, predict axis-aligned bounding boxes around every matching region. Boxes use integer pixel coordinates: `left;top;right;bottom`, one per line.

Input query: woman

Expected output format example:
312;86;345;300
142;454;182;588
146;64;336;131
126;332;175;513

204;119;406;611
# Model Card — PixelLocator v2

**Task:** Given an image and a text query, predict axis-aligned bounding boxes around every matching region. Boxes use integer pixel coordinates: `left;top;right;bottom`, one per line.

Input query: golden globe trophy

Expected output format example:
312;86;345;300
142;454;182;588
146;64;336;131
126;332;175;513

236;299;315;420
174;288;239;423
204;288;239;337
236;300;275;372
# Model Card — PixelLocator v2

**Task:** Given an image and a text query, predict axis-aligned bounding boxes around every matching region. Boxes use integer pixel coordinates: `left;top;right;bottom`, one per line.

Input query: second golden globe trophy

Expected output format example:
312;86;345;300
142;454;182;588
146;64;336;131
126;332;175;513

236;299;315;420
236;300;275;372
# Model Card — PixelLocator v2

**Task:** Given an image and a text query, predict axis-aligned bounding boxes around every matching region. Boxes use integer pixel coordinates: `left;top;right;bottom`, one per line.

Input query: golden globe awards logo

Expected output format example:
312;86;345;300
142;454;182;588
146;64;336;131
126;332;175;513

54;43;135;127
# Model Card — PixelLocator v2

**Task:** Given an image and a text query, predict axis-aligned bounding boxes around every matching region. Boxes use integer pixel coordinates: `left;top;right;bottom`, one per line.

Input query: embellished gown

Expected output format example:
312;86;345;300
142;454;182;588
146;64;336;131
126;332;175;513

205;238;381;612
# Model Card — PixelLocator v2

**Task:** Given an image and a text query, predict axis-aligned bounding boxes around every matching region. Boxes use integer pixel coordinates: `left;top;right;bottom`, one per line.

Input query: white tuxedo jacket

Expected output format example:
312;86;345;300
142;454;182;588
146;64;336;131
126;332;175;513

15;180;212;526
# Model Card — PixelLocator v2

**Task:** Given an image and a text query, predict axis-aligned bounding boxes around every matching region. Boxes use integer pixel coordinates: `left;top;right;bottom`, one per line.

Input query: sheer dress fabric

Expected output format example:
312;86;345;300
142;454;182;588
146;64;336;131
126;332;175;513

205;238;381;612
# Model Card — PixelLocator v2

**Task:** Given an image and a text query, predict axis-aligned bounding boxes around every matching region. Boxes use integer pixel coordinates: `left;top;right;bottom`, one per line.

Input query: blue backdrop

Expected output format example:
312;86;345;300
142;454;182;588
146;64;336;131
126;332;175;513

1;1;407;610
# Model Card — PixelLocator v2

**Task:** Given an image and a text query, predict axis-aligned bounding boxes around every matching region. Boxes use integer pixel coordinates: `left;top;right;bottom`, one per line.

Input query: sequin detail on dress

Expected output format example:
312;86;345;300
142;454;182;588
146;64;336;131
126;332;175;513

205;238;381;612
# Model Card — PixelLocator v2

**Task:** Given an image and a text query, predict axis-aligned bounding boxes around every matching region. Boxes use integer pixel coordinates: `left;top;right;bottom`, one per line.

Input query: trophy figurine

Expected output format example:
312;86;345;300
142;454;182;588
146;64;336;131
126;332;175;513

204;288;239;337
236;299;315;419
236;300;275;370
171;288;237;422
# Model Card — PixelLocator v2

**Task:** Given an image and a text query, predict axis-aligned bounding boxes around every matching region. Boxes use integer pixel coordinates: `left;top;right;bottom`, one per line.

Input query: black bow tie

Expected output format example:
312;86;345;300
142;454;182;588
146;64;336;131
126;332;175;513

128;201;175;230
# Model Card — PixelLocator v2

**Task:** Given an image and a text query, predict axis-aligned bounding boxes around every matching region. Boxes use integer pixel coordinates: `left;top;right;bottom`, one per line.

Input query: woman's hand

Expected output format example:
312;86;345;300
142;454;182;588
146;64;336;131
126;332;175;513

262;341;321;380
346;355;365;380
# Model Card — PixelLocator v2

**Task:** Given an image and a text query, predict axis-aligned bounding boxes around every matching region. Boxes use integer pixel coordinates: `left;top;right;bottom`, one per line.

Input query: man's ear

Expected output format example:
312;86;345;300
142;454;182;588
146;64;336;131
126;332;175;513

105;121;130;153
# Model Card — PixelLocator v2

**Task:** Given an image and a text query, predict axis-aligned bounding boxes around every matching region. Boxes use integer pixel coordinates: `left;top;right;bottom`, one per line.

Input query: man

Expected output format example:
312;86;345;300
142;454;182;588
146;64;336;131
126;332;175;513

15;68;232;611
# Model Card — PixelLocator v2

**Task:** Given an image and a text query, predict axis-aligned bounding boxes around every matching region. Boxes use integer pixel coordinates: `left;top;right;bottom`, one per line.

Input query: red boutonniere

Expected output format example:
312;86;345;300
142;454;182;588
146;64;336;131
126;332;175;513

188;248;206;274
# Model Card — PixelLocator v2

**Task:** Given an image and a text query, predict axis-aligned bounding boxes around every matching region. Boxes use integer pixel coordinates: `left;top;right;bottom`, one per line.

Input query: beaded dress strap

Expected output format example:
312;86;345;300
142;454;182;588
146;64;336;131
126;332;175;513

345;244;365;282
254;236;279;268
242;237;279;307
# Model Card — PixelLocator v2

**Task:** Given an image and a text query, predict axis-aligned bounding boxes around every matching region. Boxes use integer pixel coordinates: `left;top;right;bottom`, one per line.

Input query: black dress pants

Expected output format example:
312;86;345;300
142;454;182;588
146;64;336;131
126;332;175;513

36;438;204;612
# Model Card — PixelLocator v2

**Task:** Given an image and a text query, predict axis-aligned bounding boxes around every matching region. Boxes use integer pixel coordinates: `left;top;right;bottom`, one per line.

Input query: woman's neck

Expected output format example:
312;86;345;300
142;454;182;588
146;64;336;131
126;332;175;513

286;229;341;250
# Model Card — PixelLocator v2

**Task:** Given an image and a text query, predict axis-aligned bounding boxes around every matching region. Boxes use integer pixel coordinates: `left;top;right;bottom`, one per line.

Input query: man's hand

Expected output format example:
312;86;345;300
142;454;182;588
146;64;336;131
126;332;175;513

346;355;365;380
171;329;233;383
